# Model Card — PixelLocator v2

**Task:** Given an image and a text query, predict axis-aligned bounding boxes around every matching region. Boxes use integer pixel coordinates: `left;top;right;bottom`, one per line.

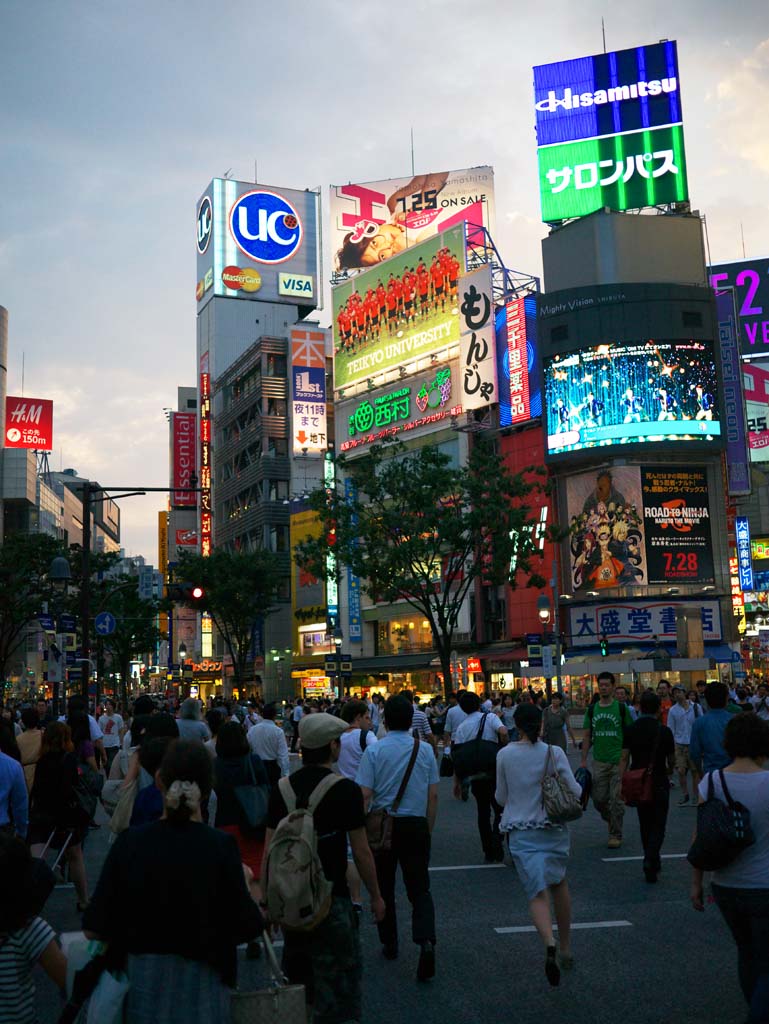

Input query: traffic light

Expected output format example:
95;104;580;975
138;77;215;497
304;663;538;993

600;635;609;658
168;582;205;605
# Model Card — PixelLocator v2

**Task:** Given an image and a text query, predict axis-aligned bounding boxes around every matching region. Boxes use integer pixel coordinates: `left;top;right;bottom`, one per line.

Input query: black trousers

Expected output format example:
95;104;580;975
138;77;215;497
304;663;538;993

374;816;436;950
470;776;502;854
712;884;769;1022
635;784;669;872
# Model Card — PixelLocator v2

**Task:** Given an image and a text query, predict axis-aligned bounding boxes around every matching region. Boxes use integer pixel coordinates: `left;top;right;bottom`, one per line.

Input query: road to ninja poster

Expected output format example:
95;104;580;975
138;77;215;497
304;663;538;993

544;339;721;455
565;467;647;593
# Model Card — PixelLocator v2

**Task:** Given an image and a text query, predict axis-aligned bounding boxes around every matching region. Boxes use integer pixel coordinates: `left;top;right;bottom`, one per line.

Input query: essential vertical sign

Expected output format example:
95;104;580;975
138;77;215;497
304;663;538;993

199;353;212;557
716;290;751;496
533;40;688;222
345;478;362;642
736;516;754;591
171;413;197;507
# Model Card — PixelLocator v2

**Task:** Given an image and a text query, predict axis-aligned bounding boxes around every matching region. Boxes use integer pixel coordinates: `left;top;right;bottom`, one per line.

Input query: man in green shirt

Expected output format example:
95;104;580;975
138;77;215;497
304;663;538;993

581;671;631;848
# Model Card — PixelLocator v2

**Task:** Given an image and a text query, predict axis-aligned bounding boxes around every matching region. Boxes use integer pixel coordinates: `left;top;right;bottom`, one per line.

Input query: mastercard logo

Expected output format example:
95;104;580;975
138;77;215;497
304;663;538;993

222;266;262;293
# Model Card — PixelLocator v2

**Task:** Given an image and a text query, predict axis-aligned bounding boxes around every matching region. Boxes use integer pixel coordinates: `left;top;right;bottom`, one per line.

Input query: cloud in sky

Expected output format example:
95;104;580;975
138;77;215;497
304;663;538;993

2;0;769;557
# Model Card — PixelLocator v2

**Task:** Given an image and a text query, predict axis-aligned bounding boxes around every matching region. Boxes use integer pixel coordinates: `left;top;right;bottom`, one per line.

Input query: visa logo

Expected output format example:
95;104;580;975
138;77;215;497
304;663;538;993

279;272;314;298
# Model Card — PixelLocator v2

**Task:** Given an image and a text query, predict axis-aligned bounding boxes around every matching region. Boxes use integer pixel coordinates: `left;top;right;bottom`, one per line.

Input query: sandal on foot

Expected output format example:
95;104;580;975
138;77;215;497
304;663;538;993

559;953;574;970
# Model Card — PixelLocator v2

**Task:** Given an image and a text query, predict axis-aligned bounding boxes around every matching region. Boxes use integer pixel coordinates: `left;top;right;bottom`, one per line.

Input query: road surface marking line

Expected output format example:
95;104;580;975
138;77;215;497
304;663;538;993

430;864;508;872
602;853;687;863
495;920;632;934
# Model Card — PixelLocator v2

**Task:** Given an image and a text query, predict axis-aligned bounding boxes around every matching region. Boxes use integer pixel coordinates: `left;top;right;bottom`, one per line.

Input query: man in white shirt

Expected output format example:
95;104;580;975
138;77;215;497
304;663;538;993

442;693;467;748
97;699;124;772
752;683;769;721
401;690;435;751
244;701;262;729
289;699;304;752
452;691;508;862
247;703;289;785
667;686;702;805
339;699;379;910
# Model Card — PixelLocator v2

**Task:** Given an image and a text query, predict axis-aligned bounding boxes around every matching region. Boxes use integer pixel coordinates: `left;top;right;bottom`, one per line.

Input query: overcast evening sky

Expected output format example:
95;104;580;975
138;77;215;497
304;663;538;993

1;0;768;560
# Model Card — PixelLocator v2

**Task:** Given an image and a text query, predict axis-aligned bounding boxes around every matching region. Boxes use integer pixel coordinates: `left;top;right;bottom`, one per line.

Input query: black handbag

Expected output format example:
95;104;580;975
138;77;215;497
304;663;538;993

687;769;755;871
439;752;454;778
451;714;500;780
233;755;270;836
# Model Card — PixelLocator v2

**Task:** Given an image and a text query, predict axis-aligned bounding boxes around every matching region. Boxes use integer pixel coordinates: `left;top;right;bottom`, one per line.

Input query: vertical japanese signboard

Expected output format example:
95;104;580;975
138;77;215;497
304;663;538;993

458;265;497;411
290;327;328;455
736;516;754;591
199;353;212;557
533;40;688;222
345;478;362;642
716;289;751;496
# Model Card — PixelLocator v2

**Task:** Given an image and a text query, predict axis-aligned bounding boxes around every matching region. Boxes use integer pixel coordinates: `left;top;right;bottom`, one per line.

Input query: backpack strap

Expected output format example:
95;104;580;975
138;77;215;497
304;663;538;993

278;776;297;814
306;773;342;814
475;713;489;742
392;737;421;815
360;728;368;753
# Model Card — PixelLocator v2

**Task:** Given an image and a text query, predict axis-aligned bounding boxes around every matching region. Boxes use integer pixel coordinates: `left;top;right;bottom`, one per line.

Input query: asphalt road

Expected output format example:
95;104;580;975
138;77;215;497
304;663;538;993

35;752;746;1024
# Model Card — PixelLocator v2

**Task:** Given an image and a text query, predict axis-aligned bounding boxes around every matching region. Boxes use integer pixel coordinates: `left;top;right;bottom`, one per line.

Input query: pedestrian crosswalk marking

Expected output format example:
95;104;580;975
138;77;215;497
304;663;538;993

495;920;632;934
602;853;687;863
430;864;508;872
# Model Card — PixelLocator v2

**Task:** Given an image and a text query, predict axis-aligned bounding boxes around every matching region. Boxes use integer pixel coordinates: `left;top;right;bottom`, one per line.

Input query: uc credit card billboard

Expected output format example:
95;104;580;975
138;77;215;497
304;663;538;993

195;179;320;310
329;167;494;273
534;41;688;222
332;224;465;391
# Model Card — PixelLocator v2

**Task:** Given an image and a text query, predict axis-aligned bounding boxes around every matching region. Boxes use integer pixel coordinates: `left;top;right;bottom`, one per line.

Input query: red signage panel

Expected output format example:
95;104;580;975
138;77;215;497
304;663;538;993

5;397;53;450
171;413;196;507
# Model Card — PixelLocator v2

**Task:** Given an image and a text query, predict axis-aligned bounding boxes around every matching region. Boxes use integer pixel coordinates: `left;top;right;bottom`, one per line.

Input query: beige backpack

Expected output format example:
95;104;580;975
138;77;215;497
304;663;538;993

263;773;342;932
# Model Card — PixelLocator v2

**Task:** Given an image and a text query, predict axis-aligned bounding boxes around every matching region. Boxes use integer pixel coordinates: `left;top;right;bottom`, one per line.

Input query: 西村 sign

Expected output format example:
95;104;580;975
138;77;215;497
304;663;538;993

736;517;754;591
338;360;461;453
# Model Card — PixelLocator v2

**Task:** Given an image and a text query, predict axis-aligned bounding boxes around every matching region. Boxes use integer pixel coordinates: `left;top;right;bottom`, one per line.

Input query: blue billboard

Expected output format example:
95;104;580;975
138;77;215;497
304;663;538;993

495;294;541;427
534;40;682;147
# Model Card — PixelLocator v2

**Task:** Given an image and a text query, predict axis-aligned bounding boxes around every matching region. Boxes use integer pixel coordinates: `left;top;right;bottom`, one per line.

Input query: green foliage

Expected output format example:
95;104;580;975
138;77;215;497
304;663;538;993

174;548;282;686
97;584;165;705
0;533;63;677
295;439;547;698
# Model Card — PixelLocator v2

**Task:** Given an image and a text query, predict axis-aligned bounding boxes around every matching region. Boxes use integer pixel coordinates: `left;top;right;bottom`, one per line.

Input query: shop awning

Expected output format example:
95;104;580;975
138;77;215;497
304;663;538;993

347;653;438;673
704;644;741;664
477;648;528;663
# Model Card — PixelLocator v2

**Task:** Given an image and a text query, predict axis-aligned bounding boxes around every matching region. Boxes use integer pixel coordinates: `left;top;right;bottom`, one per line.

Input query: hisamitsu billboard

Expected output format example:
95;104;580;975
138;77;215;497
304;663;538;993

5;397;53;450
533;40;688;223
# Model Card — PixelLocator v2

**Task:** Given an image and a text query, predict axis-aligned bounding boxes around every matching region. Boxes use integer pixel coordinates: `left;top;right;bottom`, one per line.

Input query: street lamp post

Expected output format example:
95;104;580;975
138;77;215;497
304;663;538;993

333;629;343;700
48;555;72;716
536;567;562;700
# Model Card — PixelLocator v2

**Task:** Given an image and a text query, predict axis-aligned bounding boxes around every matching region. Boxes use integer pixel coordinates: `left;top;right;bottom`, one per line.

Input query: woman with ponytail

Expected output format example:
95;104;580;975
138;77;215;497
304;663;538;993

495;703;582;989
83;740;263;1023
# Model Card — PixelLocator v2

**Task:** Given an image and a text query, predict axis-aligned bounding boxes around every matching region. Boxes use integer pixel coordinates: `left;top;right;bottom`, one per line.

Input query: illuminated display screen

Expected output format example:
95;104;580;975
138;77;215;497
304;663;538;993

538;124;688;223
544;339;721;456
533;40;688;223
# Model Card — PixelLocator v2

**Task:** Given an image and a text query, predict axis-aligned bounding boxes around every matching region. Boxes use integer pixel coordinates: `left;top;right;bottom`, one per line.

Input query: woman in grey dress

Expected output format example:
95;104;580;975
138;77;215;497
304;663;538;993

540;693;577;751
496;703;582;987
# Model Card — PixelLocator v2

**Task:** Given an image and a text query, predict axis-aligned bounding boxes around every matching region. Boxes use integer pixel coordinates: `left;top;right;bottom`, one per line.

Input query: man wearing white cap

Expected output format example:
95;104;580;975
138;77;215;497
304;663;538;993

265;713;385;1024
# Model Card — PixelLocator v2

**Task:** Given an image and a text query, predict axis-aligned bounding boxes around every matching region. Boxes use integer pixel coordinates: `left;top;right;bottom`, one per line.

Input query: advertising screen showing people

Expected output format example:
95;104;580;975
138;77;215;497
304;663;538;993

332;226;465;391
544;339;721;456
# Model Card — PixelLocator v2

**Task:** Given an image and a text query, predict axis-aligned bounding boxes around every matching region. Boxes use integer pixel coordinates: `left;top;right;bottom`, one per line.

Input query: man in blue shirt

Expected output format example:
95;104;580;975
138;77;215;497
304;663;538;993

0;748;28;838
357;695;438;982
690;681;732;775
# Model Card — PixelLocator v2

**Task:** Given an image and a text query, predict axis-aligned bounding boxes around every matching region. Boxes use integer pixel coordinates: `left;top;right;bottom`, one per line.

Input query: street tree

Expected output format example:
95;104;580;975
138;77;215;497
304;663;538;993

98;586;165;706
174;548;282;691
295;439;549;700
0;533;62;683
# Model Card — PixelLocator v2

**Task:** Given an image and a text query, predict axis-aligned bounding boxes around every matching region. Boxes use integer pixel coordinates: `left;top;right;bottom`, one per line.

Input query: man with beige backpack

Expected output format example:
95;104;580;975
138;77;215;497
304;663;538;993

262;713;384;1024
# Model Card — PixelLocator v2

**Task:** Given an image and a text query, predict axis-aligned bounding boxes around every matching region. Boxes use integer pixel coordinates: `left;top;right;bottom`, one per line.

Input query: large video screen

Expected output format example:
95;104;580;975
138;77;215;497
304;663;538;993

544;339;721;456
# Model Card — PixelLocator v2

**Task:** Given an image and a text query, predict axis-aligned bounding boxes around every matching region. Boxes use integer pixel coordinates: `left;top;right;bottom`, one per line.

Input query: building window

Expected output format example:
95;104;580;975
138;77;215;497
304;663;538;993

267;480;288;502
266;355;287;378
267;437;288;457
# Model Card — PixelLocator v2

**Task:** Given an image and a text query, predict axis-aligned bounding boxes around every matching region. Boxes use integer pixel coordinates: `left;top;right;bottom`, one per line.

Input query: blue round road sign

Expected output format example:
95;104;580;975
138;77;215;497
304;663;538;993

95;611;117;636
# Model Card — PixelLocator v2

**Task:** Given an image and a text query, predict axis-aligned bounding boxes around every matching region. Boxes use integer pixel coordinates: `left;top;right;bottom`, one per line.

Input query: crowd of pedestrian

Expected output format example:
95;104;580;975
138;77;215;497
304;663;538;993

1;673;768;1022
